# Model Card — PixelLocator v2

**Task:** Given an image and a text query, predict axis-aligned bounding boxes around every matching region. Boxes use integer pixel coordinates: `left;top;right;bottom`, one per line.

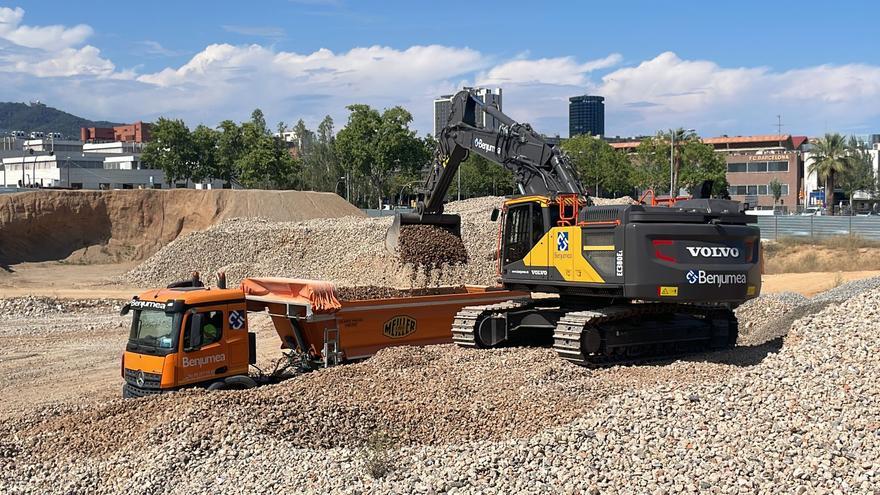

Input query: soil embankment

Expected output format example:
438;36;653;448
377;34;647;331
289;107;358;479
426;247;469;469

0;189;362;266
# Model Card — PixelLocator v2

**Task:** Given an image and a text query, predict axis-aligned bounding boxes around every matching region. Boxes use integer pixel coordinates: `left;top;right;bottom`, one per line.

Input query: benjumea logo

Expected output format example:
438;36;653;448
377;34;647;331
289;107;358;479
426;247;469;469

686;270;747;287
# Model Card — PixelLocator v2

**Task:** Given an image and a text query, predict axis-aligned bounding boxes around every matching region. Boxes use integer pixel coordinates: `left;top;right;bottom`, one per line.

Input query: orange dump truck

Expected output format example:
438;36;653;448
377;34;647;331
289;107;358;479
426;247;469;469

120;275;527;398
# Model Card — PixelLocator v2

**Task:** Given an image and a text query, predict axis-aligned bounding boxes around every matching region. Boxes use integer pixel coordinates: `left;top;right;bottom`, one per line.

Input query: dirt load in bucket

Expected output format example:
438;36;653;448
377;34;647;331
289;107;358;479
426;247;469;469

397;225;468;268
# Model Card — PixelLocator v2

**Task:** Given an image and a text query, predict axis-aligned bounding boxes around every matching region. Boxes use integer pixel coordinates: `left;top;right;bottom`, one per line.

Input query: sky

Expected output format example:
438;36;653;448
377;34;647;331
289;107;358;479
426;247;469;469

1;0;879;139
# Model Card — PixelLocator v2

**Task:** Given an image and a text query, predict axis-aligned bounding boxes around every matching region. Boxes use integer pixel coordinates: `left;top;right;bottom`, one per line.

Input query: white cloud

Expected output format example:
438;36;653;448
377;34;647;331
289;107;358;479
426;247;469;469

478;53;621;86
591;52;880;136
0;7;92;50
0;6;118;79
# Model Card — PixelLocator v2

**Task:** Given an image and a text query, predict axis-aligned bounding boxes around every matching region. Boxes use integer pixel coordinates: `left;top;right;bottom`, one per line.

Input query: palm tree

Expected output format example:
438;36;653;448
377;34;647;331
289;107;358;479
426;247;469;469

808;133;854;215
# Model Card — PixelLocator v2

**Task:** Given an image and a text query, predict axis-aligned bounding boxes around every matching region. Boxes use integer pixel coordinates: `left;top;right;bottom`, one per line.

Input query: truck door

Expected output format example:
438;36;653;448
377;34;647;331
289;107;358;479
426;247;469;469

178;306;230;386
223;303;251;376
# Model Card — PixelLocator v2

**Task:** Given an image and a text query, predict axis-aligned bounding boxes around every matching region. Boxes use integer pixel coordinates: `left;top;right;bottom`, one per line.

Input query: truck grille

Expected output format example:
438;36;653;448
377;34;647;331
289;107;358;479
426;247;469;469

124;369;162;390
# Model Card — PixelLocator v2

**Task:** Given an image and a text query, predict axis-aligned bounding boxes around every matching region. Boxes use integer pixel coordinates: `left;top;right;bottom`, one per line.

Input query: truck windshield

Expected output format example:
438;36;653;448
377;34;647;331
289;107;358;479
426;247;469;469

129;309;178;351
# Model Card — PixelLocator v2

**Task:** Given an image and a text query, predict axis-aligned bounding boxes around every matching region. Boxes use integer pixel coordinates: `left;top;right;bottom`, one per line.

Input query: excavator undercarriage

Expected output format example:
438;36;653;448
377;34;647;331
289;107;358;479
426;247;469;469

452;298;737;367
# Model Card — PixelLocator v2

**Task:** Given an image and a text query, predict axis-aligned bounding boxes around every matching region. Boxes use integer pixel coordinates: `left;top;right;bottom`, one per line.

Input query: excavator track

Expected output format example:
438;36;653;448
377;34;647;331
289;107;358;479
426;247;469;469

451;299;534;348
553;303;737;367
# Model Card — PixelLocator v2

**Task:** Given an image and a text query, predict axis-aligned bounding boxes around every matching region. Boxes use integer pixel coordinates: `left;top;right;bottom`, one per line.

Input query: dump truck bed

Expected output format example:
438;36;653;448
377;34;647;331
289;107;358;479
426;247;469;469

241;278;529;363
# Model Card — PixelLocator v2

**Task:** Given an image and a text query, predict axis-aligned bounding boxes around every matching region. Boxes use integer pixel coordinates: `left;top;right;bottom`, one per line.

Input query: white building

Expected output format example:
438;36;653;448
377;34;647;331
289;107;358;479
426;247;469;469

83;141;145;154
1;154;232;190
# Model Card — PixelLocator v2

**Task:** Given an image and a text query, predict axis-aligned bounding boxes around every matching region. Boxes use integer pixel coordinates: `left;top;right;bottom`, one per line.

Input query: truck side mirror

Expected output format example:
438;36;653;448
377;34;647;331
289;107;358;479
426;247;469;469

120;303;131;316
490;208;500;222
187;313;203;350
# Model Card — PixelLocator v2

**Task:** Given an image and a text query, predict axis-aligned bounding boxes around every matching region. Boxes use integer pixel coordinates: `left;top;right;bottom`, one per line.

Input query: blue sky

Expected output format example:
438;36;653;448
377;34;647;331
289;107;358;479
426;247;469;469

2;1;879;138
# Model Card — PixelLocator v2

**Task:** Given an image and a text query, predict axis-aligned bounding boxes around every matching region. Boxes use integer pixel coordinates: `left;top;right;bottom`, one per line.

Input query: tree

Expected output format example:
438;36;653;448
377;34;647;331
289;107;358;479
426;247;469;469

631;130;727;198
769;178;783;212
839;136;875;207
235;109;299;189
215;120;243;186
336;104;431;208
191;124;218;183
808;133;853;215
561;134;634;197
142;117;196;186
447;153;516;199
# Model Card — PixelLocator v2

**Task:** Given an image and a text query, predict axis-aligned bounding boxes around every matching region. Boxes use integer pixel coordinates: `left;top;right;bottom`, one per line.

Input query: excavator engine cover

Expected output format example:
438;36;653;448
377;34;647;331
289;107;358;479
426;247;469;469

385;212;462;254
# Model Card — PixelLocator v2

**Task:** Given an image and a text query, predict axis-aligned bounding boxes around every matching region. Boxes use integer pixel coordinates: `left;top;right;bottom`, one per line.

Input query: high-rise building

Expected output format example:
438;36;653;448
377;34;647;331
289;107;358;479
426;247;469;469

569;95;605;137
433;87;503;136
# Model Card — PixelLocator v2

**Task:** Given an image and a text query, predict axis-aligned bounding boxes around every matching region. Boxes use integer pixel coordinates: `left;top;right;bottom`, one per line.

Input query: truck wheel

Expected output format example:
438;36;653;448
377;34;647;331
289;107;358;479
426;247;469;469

206;381;227;391
224;375;257;390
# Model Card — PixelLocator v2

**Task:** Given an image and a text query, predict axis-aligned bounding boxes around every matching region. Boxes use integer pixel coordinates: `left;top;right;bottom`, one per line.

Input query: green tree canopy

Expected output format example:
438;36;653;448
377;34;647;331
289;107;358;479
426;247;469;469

808;133;854;214
336;104;430;208
632;130;727;197
838;136;875;203
141;117;196;185
235;109;299;189
560;134;634;197
190;124;218;183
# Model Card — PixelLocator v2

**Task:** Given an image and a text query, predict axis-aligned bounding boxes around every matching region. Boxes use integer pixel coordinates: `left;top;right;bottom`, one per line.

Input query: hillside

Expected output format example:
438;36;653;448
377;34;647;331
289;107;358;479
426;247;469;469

0;102;121;139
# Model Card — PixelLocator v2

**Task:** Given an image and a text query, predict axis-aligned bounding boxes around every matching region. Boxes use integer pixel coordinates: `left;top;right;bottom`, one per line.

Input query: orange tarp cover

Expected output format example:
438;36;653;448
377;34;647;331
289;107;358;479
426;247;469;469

240;277;342;314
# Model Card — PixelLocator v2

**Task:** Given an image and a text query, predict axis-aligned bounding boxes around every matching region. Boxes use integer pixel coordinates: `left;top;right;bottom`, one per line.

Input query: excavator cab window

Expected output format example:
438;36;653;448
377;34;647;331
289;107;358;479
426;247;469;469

504;202;544;264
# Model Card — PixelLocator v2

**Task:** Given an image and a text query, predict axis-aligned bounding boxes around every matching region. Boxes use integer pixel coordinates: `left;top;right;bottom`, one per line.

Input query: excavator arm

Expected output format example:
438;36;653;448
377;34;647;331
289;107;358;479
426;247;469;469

386;89;588;252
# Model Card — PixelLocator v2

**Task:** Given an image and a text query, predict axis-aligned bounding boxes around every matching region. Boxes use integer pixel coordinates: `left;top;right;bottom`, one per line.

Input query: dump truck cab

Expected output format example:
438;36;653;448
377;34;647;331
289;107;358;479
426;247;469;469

121;286;255;398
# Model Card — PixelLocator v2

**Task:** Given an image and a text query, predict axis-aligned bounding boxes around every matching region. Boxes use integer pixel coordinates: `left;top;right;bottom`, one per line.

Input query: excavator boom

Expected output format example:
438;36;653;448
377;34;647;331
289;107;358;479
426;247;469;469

385;89;586;253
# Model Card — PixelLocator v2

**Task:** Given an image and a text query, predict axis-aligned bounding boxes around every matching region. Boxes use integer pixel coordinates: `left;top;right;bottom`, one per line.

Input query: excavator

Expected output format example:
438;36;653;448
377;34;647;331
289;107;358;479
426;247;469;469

386;89;762;366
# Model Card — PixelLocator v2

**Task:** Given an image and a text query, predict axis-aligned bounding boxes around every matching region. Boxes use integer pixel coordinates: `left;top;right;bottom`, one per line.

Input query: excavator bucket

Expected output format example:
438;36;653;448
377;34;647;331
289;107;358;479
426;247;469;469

385;212;462;254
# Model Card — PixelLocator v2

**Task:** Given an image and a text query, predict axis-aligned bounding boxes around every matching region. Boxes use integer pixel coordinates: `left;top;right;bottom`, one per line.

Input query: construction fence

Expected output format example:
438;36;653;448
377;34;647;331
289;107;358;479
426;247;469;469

755;216;880;241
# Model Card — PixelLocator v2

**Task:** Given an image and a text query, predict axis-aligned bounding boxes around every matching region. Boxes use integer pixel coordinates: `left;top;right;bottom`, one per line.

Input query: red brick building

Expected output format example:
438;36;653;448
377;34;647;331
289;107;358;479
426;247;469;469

81;121;152;143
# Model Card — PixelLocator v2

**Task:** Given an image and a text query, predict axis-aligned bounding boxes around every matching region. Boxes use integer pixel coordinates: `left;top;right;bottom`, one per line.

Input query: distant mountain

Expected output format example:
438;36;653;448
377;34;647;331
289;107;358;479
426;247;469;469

0;102;122;140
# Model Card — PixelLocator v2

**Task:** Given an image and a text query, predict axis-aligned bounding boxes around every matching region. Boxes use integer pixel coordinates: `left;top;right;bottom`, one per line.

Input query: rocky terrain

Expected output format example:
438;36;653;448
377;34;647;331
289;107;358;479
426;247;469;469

1;276;879;494
3;194;880;494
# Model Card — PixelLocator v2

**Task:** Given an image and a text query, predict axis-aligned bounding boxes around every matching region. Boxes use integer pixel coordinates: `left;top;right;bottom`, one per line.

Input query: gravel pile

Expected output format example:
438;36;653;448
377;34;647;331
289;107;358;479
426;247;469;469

124;197;504;290
813;275;880;302
734;292;809;345
591;195;637;205
0;296;120;318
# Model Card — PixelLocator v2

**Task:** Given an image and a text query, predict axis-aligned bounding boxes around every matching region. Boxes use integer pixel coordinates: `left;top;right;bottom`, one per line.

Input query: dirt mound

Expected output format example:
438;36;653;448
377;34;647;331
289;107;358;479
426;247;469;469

0;189;362;266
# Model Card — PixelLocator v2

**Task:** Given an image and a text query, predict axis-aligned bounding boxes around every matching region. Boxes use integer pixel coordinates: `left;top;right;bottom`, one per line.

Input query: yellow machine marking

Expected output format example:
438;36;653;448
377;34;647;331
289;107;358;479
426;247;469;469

659;286;679;297
747;285;757;296
582;245;615;251
523;226;605;283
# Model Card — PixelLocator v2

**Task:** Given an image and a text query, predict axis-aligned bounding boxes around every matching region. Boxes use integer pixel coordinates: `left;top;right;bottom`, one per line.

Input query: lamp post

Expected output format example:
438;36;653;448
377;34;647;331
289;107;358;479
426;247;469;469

669;128;696;197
